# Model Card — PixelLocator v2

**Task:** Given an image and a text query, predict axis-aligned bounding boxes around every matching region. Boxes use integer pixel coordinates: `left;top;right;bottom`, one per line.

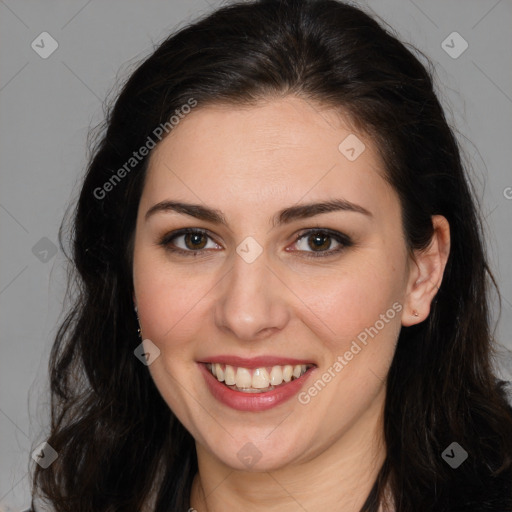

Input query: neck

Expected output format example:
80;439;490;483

190;387;388;512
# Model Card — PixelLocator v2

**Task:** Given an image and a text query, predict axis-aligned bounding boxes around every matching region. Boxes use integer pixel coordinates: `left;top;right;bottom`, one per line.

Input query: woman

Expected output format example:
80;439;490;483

30;0;512;510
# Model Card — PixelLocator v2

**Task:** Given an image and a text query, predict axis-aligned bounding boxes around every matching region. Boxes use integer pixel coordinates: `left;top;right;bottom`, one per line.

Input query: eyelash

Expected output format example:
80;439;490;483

157;228;353;258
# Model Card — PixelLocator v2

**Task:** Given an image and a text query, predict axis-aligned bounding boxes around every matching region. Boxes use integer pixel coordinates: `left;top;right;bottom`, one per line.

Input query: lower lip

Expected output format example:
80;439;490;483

198;363;315;412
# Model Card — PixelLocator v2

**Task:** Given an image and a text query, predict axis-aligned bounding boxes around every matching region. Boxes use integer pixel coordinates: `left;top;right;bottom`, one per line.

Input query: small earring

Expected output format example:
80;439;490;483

134;303;142;339
412;310;419;317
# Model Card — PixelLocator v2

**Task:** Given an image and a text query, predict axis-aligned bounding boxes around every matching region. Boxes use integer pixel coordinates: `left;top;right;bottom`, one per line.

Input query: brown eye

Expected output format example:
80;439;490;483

292;229;353;258
184;232;208;250
307;232;332;251
158;228;221;255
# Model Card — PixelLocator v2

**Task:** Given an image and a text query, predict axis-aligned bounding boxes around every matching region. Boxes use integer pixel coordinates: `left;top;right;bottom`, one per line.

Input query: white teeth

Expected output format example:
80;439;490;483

252;368;270;389
270;365;283;386
282;365;293;382
235;367;252;388
207;362;311;390
224;365;236;385
214;363;224;382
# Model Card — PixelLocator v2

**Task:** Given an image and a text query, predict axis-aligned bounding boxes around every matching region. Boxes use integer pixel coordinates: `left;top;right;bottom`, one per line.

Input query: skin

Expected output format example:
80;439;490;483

132;95;450;512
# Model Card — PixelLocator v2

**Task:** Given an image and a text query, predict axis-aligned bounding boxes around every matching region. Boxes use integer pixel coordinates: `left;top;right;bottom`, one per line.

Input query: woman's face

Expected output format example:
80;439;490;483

132;96;415;471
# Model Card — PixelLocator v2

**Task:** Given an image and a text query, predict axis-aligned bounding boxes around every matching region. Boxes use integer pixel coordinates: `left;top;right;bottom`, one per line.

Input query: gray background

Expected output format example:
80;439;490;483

1;0;511;510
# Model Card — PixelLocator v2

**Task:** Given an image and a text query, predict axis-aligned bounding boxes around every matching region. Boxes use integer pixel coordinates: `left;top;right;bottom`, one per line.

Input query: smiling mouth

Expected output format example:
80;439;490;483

205;362;315;393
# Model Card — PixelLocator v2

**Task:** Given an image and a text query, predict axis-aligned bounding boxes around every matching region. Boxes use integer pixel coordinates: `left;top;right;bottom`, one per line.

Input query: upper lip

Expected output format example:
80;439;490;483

198;355;316;369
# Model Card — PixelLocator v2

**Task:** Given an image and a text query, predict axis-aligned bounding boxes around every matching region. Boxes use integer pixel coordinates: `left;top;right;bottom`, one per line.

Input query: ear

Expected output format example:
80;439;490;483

402;215;450;327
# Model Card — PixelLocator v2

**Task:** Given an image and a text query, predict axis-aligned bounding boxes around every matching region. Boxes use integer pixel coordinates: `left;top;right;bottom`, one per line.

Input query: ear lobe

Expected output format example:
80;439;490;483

402;215;450;327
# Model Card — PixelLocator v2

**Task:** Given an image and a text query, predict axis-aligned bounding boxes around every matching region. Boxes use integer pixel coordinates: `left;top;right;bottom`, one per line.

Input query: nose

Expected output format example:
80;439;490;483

214;250;291;341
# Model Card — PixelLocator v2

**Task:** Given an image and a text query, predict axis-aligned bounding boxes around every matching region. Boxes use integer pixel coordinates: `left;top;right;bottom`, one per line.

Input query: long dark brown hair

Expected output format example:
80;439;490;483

31;1;512;510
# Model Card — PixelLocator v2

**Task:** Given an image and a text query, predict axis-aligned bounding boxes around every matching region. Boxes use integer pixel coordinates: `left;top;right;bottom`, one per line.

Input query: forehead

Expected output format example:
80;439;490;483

142;96;394;218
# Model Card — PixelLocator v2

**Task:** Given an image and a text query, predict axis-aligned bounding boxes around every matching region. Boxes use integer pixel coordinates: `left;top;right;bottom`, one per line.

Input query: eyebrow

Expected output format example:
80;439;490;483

145;198;372;227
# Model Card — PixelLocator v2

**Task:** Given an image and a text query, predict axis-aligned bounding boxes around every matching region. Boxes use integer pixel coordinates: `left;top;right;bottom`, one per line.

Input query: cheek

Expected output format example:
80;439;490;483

132;250;204;345
133;255;206;408
292;258;404;349
294;268;403;417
